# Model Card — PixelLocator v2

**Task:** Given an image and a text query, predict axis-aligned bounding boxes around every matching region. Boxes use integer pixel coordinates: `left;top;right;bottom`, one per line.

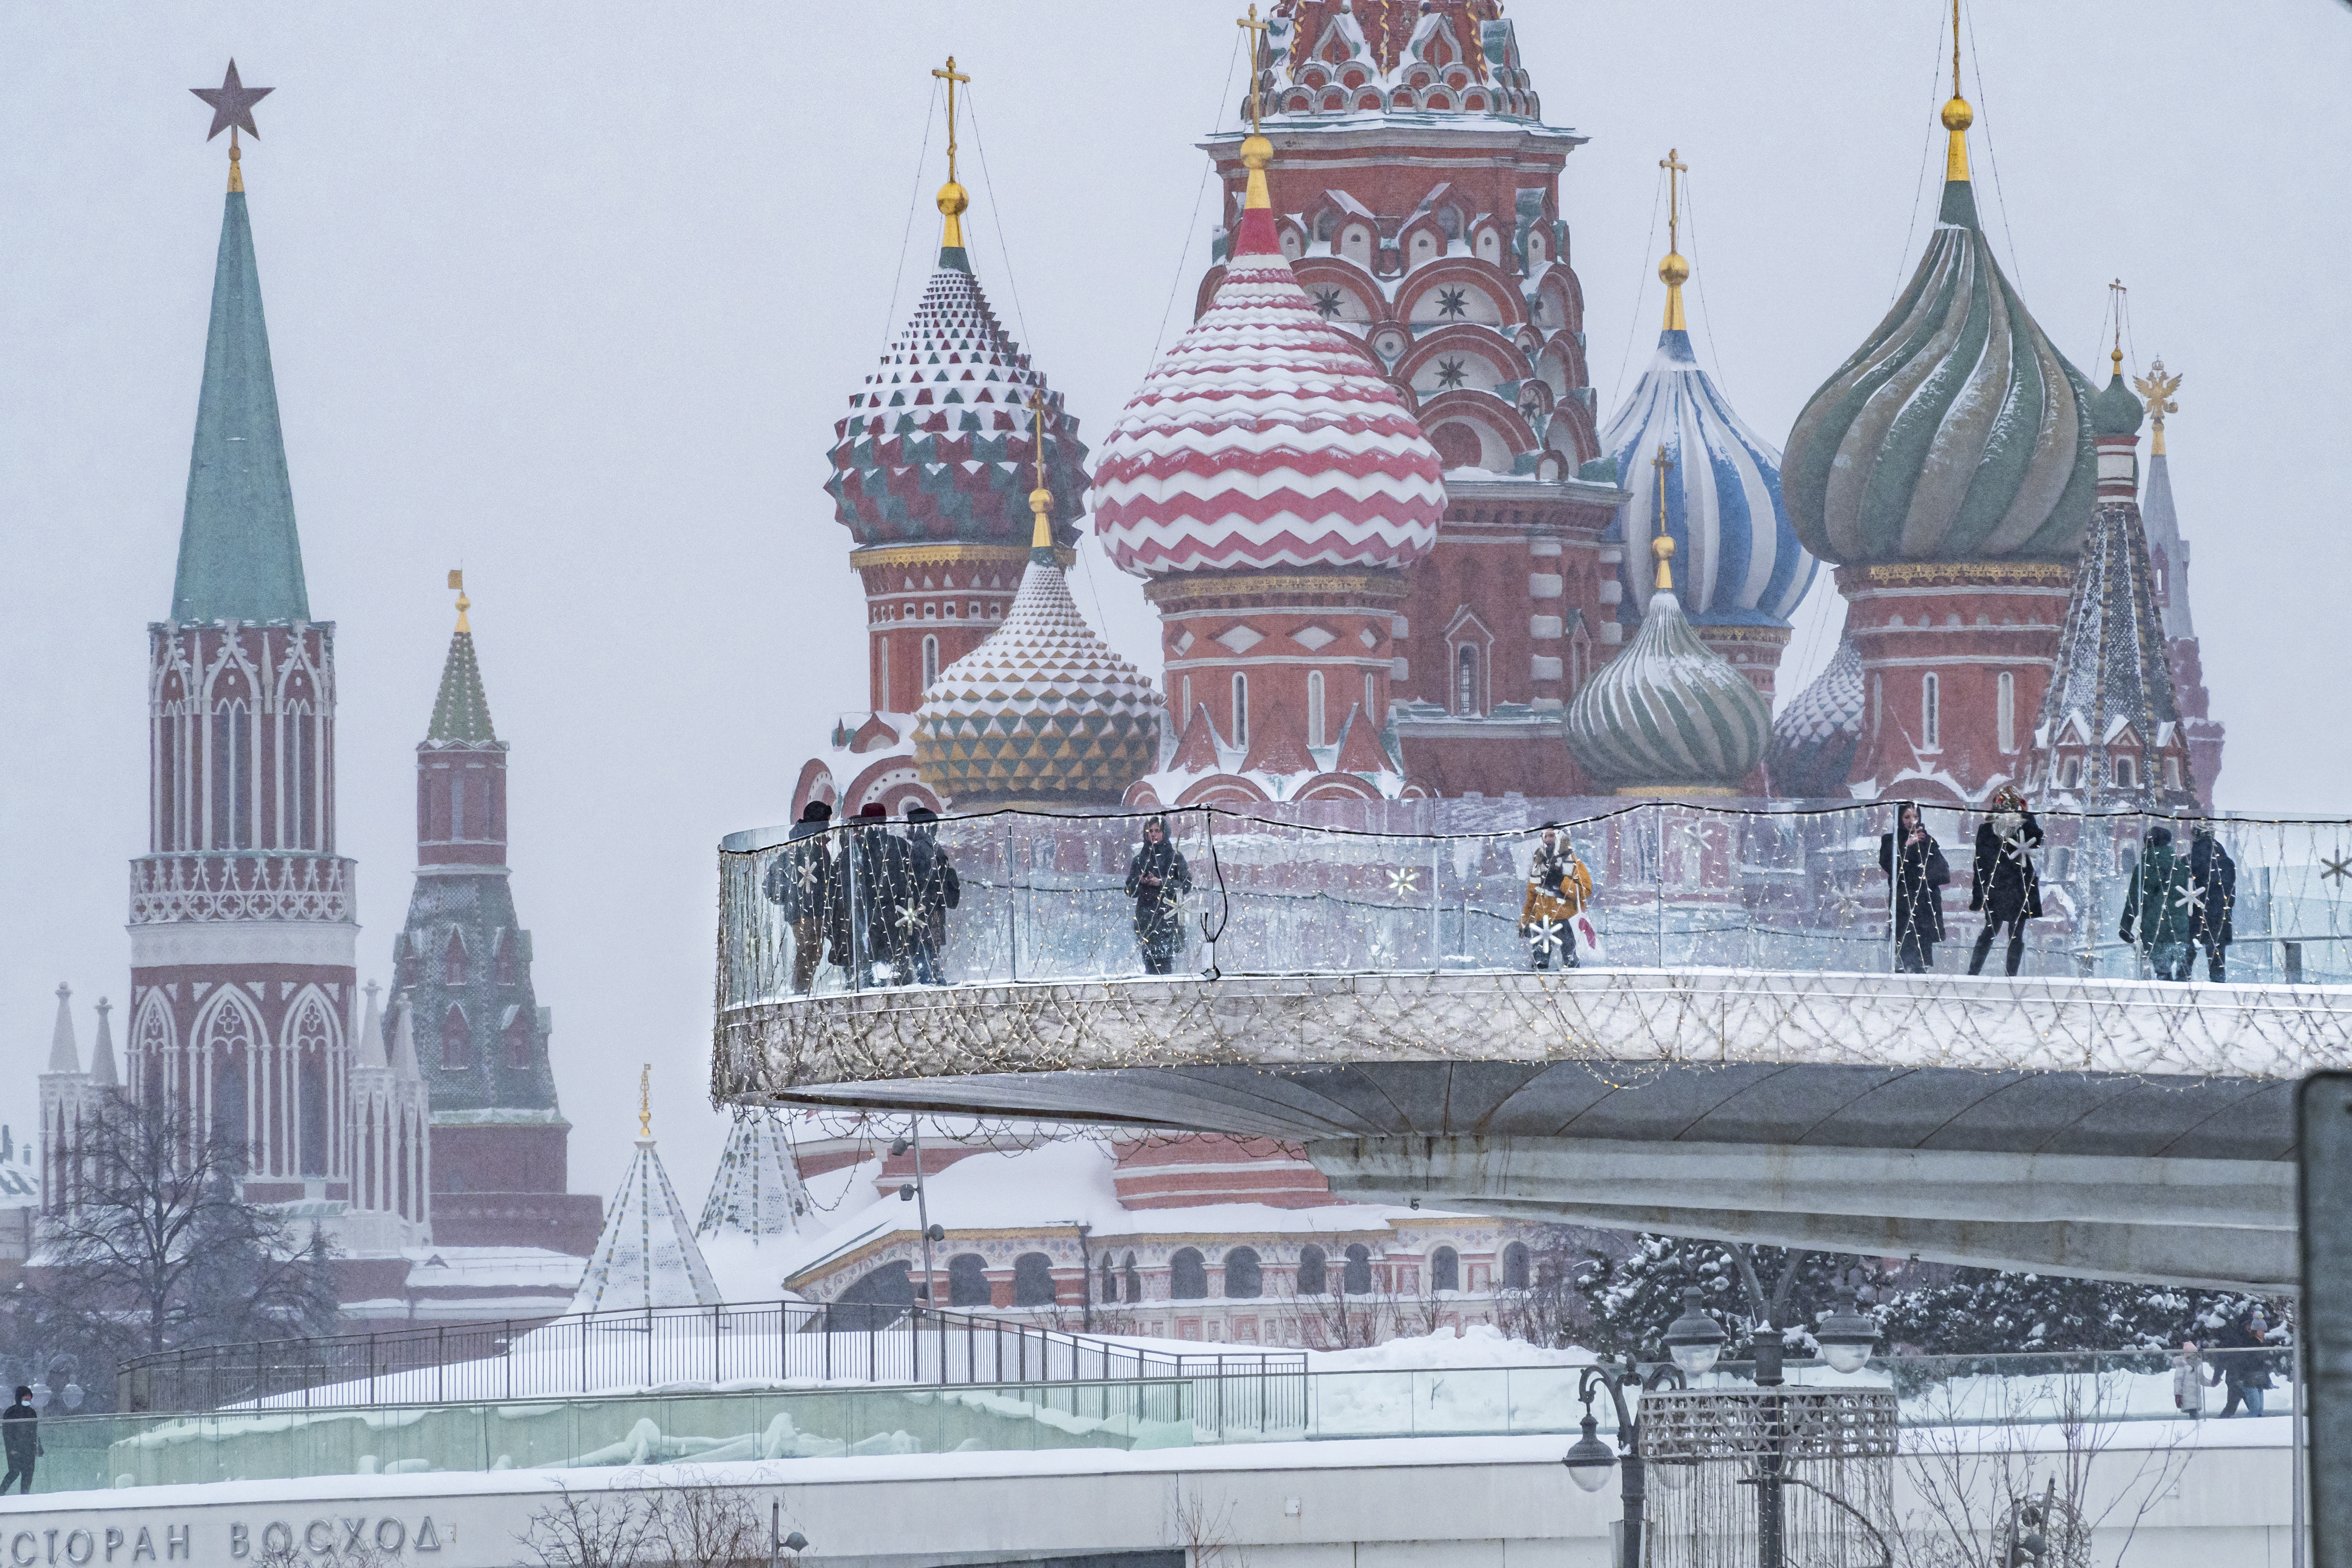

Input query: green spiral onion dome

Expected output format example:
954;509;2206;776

1782;182;2096;566
1566;577;1771;793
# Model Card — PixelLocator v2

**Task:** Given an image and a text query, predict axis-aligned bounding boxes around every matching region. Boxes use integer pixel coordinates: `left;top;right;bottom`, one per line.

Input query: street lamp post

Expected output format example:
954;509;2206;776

1563;1351;1691;1568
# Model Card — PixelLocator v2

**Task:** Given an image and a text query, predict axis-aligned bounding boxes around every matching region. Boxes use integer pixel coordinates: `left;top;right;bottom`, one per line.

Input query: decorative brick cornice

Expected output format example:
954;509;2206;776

852;542;1066;575
1146;572;1409;610
1837;561;2075;592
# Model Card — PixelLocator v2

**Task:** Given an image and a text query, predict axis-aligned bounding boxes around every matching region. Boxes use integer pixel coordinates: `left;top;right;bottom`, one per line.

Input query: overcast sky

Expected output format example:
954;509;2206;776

5;1;2347;1208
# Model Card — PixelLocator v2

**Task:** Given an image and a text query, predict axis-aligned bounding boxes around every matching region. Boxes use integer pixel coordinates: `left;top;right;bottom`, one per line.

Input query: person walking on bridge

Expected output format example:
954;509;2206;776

1879;802;1950;973
1;1386;37;1493
2121;824;2197;981
1518;824;1592;970
1967;784;2043;977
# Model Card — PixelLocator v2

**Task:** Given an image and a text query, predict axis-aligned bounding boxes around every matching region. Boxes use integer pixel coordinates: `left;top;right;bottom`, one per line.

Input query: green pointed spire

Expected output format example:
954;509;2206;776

428;617;497;743
171;187;309;625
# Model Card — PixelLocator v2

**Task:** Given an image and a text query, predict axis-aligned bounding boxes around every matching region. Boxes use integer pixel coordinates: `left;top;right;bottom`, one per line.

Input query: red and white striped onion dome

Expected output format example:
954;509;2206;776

1090;148;1446;577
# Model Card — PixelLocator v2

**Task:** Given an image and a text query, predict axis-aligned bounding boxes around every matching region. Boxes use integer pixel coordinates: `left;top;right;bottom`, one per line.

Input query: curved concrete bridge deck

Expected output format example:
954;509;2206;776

715;967;2352;1292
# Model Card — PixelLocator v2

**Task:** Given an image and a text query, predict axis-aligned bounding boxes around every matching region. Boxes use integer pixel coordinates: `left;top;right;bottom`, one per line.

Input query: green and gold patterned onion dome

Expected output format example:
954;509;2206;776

1781;89;2095;566
914;527;1163;808
1567;535;1770;794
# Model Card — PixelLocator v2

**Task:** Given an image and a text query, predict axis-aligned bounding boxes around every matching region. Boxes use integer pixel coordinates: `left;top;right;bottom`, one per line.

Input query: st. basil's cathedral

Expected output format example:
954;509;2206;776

787;0;2224;823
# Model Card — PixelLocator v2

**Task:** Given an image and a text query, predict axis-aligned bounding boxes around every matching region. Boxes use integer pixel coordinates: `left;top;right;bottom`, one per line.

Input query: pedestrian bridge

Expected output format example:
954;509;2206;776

714;802;2352;1292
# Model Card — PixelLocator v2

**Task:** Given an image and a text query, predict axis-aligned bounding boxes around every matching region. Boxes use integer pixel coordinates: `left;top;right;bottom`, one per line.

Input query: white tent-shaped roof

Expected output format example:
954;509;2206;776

697;1113;812;1242
569;1093;722;1313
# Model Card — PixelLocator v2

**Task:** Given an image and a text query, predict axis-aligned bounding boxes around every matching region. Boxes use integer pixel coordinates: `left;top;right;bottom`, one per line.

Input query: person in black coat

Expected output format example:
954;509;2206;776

1878;802;1951;973
1968;783;2044;977
1;1385;37;1494
1124;816;1194;975
2189;825;2237;983
765;800;841;994
848;803;913;986
901;806;962;985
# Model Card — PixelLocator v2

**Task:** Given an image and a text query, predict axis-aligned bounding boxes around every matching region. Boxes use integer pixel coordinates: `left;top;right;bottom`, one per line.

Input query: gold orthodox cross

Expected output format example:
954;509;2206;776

1237;6;1271;134
1660;148;1687;251
932;56;971;184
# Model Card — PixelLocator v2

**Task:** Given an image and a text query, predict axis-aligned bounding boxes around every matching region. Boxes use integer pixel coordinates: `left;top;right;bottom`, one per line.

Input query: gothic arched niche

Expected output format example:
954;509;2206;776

196;993;259;1170
290;994;334;1178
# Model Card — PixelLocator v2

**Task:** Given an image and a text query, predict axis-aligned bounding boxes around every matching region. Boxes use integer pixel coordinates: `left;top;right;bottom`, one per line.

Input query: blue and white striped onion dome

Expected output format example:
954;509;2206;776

1601;330;1817;628
1566;579;1771;792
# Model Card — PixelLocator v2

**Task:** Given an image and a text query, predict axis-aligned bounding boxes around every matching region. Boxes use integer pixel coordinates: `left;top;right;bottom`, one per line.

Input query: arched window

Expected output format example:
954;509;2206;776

202;1001;255;1166
922;635;940;689
1920;672;1941;752
1123;1252;1140;1303
1296;1245;1328;1297
1231;675;1249;751
1180;676;1193;728
1430;1246;1460;1293
1365;672;1379;727
2063;756;2082;791
876;640;890;710
1012;1252;1057;1307
1455;645;1481;716
2113;752;2137;789
494;932;519;987
1099;1255;1116;1304
1502;1241;1531;1291
948;1253;991;1307
211;700;252;850
1342;1244;1373;1295
503;1010;533;1069
1306;672;1327;750
1223;1247;1263;1299
284;703;313;850
2165;753;2182;790
832;1261;913;1330
441;1005;471;1070
1170;1247;1208;1300
444;930;469;988
1997;671;2016;754
295;1001;331;1178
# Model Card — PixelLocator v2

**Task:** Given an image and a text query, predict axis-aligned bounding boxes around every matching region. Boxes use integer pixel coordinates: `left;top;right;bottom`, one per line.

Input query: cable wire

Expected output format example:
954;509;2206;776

881;83;945;349
1610;167;1666;415
962;85;1032;351
1146;29;1246;378
1963;0;2025;290
1890;7;1949;305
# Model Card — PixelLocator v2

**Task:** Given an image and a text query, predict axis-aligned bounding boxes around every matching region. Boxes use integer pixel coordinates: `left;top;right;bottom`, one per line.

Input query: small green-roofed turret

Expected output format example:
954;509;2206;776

428;577;498;744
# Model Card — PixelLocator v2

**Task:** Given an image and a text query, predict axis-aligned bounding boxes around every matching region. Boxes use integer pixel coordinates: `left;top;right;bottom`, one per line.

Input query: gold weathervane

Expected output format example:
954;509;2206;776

1940;0;1973;183
1026;389;1054;553
932;57;973;251
1651;445;1676;593
1658;148;1690;332
448;568;470;633
1236;7;1275;209
638;1064;652;1138
2134;359;2183;456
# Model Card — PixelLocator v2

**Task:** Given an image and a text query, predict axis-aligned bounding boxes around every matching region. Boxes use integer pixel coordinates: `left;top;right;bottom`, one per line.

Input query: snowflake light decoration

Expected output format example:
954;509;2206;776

1529;918;1566;956
1388;867;1420;900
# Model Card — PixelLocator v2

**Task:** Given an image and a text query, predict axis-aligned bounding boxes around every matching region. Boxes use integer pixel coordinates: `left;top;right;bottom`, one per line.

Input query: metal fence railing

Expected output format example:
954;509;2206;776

115;1299;1306;1415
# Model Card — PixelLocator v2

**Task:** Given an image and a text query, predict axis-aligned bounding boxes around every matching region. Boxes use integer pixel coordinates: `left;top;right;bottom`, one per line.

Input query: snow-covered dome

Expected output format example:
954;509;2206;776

1602;329;1815;629
1567;539;1770;793
1767;635;1864;799
915;512;1163;807
827;252;1088;551
1782;156;2093;567
1090;145;1445;577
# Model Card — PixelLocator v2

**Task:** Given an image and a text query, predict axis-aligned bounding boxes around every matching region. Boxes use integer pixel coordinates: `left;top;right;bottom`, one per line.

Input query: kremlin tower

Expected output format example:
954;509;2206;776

2135;364;2225;809
94;81;424;1262
1095;93;1445;805
1192;0;1631;796
1598;153;1816;703
1780;43;2096;806
795;60;1092;818
387;579;602;1254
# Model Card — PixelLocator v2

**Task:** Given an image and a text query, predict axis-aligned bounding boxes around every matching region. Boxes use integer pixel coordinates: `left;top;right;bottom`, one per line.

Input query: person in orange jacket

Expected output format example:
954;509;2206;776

1518;824;1593;970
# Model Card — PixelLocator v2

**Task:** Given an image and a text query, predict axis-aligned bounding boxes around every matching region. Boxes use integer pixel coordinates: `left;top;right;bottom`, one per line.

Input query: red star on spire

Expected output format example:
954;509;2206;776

191;60;272;141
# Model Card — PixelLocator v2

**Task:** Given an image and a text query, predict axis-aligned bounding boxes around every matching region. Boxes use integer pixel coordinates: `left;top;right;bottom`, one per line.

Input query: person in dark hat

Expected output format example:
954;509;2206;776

1967;784;2044;977
2189;824;2238;982
1878;802;1950;973
901;805;961;985
849;803;912;985
765;799;841;994
1124;816;1193;975
1;1385;38;1493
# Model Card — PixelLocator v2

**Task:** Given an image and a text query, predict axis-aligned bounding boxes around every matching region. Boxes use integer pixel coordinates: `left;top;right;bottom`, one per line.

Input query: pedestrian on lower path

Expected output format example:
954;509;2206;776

2172;1340;2218;1420
1;1386;37;1493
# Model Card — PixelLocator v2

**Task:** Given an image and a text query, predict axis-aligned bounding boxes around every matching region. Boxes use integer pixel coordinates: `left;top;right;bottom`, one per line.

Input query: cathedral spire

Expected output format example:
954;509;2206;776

1937;0;1977;223
173;68;307;626
931;56;972;271
89;998;118;1091
1657;148;1689;333
46;984;78;1075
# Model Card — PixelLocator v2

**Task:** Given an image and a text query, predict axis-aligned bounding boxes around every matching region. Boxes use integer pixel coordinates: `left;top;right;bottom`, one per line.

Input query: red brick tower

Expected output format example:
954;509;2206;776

2134;362;2225;809
1186;1;1628;797
1781;66;2095;807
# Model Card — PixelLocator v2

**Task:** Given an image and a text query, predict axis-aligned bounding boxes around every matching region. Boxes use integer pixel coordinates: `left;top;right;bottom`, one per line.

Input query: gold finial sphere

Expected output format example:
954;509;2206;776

1029;486;1054;512
1239;134;1273;171
1657;252;1691;288
1940;95;1973;133
935;180;969;218
1651;535;1675;564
